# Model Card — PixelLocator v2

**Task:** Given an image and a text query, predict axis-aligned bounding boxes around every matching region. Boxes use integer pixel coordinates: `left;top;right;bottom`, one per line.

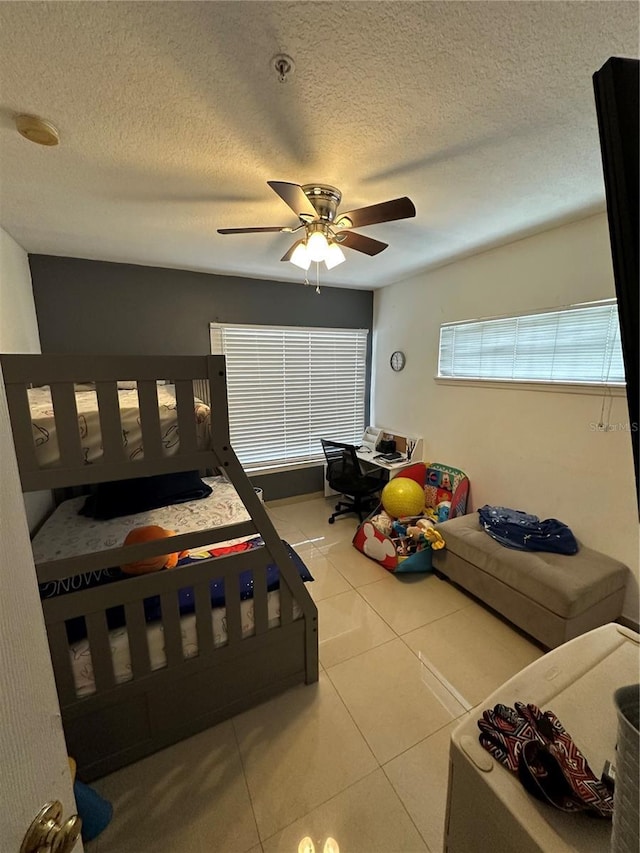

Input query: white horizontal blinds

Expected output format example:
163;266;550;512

439;301;625;384
211;324;368;467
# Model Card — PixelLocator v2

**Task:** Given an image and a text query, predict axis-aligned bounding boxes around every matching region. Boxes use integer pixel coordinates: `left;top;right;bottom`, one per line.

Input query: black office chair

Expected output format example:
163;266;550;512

321;439;386;524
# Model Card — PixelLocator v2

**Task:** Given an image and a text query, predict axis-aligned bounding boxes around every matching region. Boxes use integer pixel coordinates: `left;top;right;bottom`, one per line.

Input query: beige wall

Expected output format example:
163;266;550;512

0;231;76;845
0;225;53;530
0;225;40;351
373;213;639;622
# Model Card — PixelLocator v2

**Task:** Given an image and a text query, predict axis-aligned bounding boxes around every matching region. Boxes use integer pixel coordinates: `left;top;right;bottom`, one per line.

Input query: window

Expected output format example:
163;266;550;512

438;300;625;386
210;323;369;470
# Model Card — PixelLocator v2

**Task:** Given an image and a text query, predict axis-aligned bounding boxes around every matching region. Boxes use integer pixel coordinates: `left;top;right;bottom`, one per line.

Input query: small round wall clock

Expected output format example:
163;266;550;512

390;350;406;372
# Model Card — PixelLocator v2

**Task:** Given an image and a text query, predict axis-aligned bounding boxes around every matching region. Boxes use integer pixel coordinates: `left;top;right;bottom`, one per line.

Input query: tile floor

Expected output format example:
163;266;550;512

89;495;544;853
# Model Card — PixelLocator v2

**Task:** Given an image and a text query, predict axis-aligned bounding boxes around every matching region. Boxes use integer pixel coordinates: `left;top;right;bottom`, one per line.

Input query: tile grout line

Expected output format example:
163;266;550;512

259;767;384;851
231;716;264;851
323;661;387;769
379;761;436;853
416;653;473;712
293;506;471;716
236;671;379;845
323;643;450;845
398;633;474;713
279;503;462;849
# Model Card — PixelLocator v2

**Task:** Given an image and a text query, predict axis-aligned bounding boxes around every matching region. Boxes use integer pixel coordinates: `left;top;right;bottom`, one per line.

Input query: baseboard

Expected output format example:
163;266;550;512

266;491;324;507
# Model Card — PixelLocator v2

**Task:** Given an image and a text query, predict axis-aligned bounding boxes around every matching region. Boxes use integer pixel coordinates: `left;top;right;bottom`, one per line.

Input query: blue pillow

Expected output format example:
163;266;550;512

78;471;212;520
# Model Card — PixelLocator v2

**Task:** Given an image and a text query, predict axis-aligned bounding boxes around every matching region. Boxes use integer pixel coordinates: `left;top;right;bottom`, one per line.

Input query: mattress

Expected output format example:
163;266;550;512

70;589;302;698
27;383;211;468
32;475;248;567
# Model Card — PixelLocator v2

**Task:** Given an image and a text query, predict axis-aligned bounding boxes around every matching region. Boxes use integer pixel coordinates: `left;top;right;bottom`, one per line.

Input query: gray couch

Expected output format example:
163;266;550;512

433;514;629;648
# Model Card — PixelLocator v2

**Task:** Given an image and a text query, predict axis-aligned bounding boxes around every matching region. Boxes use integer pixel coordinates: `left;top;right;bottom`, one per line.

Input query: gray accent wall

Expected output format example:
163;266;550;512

29;255;373;499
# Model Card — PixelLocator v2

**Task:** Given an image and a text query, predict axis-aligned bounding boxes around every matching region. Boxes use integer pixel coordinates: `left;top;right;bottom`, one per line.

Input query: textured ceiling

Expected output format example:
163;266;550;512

0;2;637;289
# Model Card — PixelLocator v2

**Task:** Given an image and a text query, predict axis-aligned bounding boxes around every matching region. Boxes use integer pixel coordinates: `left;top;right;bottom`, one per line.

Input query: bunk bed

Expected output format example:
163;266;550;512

1;354;318;781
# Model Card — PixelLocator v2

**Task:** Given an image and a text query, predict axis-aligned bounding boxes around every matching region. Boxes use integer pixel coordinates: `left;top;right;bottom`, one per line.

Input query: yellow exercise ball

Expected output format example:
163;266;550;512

381;477;425;519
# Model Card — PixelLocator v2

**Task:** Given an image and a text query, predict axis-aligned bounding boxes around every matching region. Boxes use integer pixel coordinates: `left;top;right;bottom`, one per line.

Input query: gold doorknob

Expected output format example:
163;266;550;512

20;801;82;853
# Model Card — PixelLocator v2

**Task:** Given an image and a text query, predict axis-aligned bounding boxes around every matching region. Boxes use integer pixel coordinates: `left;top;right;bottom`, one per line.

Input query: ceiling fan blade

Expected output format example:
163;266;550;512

280;239;304;262
267;181;318;220
336;196;416;229
217;226;290;234
337;231;388;256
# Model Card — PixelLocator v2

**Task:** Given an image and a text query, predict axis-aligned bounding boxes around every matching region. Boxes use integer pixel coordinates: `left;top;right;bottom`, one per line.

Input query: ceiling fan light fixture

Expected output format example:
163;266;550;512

290;242;311;270
306;229;329;262
324;242;346;269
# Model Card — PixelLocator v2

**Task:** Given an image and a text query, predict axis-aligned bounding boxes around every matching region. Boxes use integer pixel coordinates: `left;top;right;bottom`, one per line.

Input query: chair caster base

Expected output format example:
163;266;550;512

328;517;335;524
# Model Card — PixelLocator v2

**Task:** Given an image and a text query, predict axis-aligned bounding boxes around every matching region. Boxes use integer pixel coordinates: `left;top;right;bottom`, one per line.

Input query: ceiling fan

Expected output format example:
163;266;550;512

217;181;416;270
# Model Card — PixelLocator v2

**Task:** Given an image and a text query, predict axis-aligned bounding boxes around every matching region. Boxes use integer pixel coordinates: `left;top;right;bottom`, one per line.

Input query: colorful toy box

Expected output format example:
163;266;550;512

352;462;470;573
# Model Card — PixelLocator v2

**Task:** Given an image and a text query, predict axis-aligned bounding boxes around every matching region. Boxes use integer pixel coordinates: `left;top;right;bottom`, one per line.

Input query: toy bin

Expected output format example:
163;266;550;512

352;462;470;574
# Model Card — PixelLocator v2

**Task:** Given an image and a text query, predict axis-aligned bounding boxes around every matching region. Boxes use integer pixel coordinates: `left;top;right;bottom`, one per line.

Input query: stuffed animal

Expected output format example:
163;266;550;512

392;520;408;537
120;525;189;575
406;517;435;539
436;500;452;523
422;527;446;550
369;511;393;537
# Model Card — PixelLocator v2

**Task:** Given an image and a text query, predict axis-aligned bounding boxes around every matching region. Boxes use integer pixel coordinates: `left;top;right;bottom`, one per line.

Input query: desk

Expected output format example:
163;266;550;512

356;449;415;478
357;429;423;479
322;430;423;496
324;450;413;497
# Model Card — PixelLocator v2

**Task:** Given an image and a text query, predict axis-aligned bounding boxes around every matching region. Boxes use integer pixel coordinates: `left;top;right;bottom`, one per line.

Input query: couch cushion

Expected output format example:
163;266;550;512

435;515;628;619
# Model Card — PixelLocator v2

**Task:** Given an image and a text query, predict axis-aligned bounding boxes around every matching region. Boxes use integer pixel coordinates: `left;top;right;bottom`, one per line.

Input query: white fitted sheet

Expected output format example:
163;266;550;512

32;475;249;567
27;384;211;468
70;589;302;698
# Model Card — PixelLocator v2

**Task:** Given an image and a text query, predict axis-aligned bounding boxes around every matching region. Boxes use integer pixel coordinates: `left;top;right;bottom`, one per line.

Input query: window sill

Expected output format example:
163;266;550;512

434;377;626;396
244;459;323;476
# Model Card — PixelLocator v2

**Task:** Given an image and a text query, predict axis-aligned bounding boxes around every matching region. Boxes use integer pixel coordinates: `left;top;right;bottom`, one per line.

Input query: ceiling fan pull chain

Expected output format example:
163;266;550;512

316;263;321;294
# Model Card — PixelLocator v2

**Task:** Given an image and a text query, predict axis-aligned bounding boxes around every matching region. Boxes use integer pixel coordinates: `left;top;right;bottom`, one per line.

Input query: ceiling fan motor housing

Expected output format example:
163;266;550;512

301;184;342;223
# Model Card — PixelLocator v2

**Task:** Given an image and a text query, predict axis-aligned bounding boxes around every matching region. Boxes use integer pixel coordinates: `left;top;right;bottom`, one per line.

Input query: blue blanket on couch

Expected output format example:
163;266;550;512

478;505;578;555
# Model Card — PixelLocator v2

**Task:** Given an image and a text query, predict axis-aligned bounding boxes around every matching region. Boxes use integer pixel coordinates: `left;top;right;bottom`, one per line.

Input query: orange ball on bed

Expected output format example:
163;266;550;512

120;525;188;575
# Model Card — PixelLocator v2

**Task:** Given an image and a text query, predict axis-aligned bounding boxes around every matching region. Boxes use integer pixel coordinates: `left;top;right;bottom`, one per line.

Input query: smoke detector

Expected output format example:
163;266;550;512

15;115;60;146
